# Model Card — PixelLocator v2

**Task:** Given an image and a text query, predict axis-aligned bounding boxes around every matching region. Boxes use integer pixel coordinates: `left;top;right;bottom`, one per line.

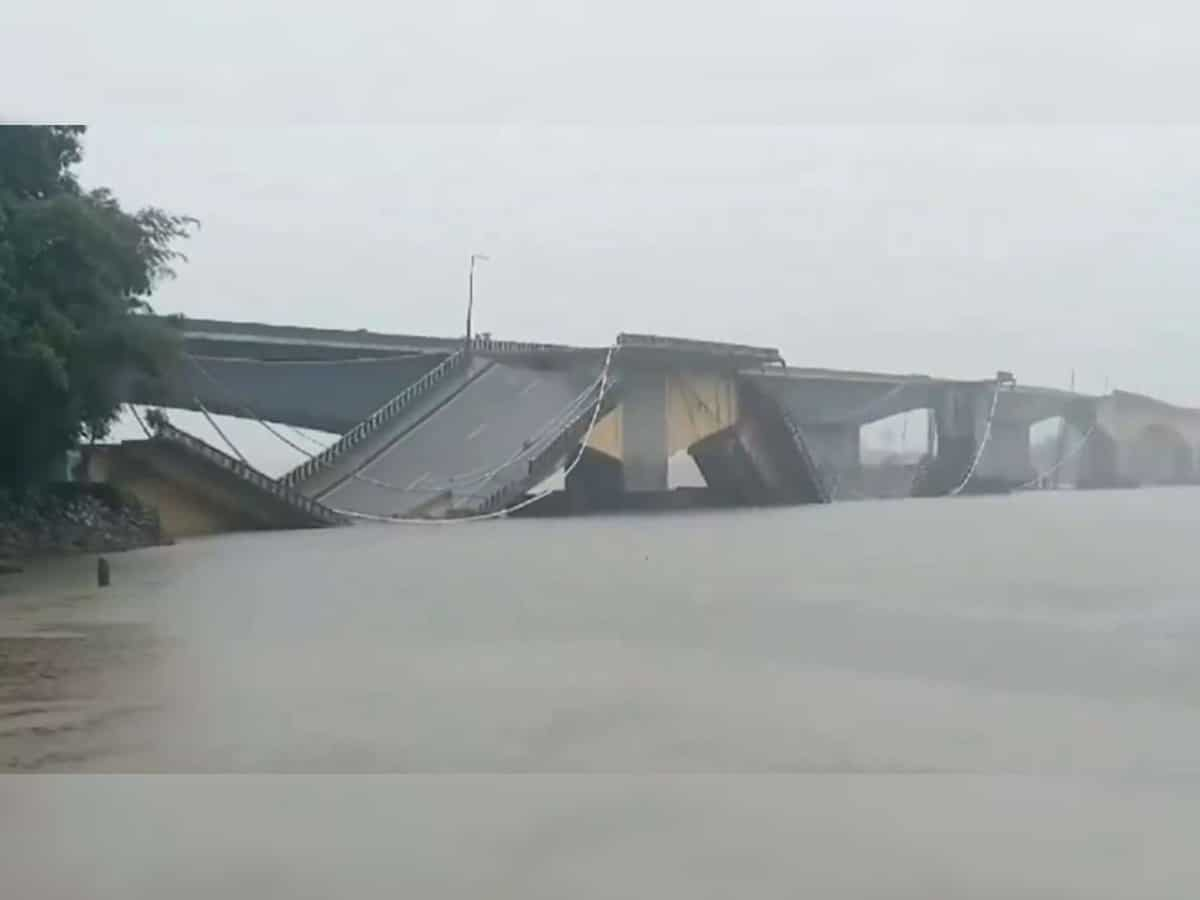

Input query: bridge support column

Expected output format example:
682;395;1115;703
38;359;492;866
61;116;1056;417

800;424;861;497
975;421;1034;486
1077;427;1120;489
918;384;992;495
565;448;624;512
621;371;669;493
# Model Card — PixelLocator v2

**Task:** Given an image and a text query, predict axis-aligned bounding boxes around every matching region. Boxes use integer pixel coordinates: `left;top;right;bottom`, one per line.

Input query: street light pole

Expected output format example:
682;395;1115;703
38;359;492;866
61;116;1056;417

465;253;489;353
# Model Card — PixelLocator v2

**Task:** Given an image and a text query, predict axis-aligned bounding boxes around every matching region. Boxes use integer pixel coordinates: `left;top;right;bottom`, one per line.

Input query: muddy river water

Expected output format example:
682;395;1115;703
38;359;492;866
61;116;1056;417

2;489;1198;897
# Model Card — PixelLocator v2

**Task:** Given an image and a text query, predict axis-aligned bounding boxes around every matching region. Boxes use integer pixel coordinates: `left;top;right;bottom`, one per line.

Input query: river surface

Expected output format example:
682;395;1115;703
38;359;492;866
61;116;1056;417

2;489;1198;897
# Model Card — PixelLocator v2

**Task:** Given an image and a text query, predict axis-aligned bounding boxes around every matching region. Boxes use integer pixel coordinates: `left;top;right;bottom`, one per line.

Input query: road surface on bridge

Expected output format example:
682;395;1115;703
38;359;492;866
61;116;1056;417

317;361;599;517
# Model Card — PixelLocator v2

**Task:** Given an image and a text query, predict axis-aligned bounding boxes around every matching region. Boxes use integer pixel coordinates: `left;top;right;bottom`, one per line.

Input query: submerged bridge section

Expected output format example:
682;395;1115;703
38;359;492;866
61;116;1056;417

300;355;613;518
117;316;1200;519
1077;391;1200;487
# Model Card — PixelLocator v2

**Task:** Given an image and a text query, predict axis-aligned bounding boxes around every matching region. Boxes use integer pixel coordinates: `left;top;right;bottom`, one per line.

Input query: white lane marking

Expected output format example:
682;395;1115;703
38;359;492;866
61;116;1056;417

466;424;487;441
518;380;538;397
405;472;431;490
351;364;499;480
334;367;564;504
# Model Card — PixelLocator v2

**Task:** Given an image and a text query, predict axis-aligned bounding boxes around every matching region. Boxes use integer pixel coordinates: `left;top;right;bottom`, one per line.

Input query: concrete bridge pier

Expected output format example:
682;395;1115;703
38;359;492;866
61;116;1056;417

620;370;670;493
1122;428;1197;486
1076;428;1122;488
565;448;624;512
922;384;1073;493
1079;427;1196;488
801;424;862;497
916;384;984;495
1075;392;1200;488
1048;420;1090;487
917;383;1038;495
974;421;1035;487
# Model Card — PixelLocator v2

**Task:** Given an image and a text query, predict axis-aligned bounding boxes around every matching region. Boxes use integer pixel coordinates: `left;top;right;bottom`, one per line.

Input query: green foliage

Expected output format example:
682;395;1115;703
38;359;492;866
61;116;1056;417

143;407;170;432
0;125;195;489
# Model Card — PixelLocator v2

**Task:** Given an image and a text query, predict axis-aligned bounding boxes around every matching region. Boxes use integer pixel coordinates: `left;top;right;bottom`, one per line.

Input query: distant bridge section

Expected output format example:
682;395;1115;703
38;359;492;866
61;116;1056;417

172;317;461;360
126;317;459;432
745;369;1094;496
1077;390;1200;487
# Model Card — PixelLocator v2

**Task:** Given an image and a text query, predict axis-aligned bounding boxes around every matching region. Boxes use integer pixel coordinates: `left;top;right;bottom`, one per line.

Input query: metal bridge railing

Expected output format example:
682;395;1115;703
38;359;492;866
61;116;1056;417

280;349;469;488
739;381;830;504
616;332;783;365
777;408;832;503
469;336;578;355
474;381;621;515
151;422;346;525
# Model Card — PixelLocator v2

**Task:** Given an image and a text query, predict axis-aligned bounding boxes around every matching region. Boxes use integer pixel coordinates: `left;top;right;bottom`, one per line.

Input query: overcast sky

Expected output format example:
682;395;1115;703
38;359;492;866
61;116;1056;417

9;0;1200;467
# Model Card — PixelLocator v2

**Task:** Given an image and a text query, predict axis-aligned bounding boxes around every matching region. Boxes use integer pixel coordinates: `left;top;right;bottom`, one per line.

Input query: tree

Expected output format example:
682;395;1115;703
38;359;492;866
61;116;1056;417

0;125;195;489
143;407;170;433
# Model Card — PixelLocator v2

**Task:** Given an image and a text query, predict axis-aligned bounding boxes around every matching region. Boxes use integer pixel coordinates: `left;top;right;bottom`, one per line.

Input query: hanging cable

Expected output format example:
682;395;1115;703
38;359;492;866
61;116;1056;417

184;355;320;460
285;424;334;453
194;397;252;467
947;380;1003;497
337;383;597;495
418;373;602;487
342;370;607;496
806;380;918;427
127;404;153;439
185;346;611;499
446;380;608;499
186;343;600;496
256;418;318;459
345;375;605;497
1018;424;1097;489
327;344;619;525
280;349;472;486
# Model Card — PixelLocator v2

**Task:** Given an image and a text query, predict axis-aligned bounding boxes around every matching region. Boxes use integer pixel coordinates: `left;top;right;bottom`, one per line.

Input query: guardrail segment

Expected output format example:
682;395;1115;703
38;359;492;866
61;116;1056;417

775;406;831;503
474;381;622;515
738;379;830;504
469;336;576;355
279;349;469;488
152;422;346;525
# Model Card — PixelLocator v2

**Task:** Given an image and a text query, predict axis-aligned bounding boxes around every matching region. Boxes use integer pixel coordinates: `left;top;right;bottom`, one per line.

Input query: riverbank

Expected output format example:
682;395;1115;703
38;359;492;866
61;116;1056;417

0;484;166;569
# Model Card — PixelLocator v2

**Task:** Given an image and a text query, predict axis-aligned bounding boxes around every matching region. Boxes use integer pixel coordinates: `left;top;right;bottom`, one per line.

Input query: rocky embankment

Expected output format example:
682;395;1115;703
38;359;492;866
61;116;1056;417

0;485;165;569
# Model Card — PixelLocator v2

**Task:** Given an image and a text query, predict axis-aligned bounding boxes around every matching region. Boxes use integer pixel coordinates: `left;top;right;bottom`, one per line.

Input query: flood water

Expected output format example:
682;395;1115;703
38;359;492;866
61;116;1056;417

2;489;1199;897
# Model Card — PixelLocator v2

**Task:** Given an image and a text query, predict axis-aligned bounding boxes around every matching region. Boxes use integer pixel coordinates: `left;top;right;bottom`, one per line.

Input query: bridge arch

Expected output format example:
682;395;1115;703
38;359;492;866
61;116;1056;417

1126;424;1195;485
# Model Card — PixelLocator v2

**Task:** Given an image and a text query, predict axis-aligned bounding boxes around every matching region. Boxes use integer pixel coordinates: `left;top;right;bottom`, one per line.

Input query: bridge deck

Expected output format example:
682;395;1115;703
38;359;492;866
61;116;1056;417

314;361;602;518
131;353;448;434
142;423;345;528
175;317;462;356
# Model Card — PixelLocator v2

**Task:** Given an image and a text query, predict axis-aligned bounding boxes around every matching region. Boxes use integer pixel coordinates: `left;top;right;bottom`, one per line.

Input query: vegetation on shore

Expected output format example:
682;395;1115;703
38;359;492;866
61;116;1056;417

0;483;164;565
0;125;195;491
